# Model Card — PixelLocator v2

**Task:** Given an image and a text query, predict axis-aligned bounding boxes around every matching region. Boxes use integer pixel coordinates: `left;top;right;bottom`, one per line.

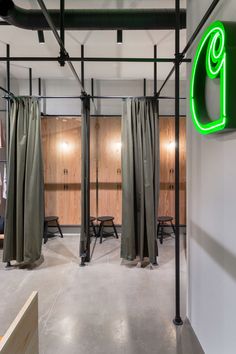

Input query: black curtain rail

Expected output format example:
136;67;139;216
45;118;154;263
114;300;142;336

3;95;186;100
0;57;191;63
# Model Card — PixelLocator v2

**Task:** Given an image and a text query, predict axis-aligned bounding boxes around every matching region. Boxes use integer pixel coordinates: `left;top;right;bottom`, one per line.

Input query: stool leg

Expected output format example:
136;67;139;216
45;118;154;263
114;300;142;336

156;222;160;239
56;220;63;238
112;221;119;239
171;221;176;236
92;222;97;238
160;224;164;244
100;223;104;244
44;222;48;244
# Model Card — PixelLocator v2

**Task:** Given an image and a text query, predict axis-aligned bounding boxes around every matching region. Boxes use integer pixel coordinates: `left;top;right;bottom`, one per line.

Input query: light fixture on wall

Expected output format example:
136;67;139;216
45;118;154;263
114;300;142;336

117;30;123;44
37;30;45;44
112;141;122;153
166;140;176;150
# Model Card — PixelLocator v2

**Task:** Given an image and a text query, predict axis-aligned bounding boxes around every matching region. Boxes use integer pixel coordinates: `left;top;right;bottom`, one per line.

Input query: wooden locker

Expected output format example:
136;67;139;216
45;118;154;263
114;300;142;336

97;117;122;225
158;116;186;225
41;117;82;225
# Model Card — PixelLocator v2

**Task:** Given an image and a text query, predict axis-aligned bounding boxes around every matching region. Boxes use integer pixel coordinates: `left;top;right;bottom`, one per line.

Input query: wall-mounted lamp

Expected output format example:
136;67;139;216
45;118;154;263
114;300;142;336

117;30;123;44
37;30;45;44
166;141;176;150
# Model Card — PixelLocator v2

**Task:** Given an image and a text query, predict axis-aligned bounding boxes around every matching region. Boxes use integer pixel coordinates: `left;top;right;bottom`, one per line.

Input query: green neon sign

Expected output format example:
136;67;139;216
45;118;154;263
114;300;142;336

190;21;236;135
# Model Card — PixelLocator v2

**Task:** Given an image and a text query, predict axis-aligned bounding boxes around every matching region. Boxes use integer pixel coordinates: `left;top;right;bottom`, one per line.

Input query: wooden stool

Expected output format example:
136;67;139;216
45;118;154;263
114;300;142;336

97;216;119;244
44;216;63;244
157;216;176;244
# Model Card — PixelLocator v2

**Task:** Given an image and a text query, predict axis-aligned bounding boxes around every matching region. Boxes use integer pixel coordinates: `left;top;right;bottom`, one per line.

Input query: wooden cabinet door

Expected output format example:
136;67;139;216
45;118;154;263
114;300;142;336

41;117;82;225
97;117;122;225
158;117;186;225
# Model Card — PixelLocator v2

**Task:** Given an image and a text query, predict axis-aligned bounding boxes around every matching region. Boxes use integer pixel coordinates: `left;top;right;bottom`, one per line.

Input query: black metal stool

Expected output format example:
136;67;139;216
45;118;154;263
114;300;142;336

97;216;119;244
157;216;176;244
44;216;63;244
90;216;97;237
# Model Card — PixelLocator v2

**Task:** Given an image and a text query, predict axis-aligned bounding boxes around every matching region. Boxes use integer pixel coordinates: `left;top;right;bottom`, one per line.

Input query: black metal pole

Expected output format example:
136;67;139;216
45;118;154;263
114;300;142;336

85;95;90;262
81;45;85;90
173;0;183;326
158;0;220;96
59;0;65;66
80;94;91;265
38;78;41;96
154;45;157;95
29;68;32;96
0;56;190;63
6;44;10;155
143;78;146;96
37;0;84;90
181;0;220;57
5;43;11;269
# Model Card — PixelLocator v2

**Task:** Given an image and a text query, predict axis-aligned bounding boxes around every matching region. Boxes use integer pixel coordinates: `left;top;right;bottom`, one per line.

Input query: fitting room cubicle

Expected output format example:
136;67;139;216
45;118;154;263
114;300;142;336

41;115;186;227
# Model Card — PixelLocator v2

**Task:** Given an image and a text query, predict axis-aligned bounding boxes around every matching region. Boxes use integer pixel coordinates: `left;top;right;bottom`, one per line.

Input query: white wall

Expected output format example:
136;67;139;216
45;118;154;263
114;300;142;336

187;1;236;353
17;78;186;116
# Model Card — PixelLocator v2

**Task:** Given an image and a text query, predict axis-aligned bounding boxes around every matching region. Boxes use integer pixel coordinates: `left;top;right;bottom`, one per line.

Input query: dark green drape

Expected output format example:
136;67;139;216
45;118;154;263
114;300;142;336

121;98;159;264
3;97;44;264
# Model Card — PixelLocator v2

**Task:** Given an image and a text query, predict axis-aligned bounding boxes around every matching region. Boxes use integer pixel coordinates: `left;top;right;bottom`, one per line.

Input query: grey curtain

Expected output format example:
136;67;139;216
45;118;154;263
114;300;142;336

3;97;44;264
121;98;159;264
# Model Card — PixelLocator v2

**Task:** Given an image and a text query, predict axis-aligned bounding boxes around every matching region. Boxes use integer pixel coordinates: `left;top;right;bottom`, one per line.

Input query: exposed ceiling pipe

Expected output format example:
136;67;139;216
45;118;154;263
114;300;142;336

0;0;186;30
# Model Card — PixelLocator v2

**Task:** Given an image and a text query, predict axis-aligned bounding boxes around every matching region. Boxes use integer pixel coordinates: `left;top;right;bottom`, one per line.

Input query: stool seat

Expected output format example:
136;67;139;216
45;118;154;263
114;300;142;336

157;216;173;223
90;216;96;222
97;216;114;222
44;216;63;244
157;215;175;244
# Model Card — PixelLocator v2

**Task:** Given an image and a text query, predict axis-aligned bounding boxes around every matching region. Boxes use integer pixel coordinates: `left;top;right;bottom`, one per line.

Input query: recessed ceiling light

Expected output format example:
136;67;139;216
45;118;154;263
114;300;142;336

37;30;45;44
117;30;123;44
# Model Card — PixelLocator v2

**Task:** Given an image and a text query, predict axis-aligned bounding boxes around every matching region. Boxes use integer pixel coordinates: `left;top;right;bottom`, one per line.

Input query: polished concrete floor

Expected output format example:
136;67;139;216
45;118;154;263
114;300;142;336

0;234;203;354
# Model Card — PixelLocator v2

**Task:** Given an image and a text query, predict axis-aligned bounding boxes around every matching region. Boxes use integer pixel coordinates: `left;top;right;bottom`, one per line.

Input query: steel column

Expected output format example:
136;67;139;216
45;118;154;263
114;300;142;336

80;95;91;265
59;0;65;66
6;44;10;164
158;0;220;96
143;78;146;96
29;68;32;96
173;0;183;326
37;0;84;90
154;45;157;95
81;45;85;89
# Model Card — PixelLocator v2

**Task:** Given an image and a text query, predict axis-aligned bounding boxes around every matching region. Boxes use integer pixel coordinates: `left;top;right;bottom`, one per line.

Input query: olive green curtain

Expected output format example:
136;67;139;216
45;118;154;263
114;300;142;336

3;97;44;264
121;98;159;264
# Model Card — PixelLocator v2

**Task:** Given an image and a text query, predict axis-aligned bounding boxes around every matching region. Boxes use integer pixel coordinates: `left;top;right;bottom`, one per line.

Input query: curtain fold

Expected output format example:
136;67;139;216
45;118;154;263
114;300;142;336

3;97;44;264
121;98;159;264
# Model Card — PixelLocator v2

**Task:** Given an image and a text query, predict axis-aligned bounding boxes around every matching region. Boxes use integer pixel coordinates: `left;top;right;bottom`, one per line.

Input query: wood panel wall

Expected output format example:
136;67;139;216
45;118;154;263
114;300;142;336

97;117;122;224
158;117;186;224
42;116;186;226
41;117;82;224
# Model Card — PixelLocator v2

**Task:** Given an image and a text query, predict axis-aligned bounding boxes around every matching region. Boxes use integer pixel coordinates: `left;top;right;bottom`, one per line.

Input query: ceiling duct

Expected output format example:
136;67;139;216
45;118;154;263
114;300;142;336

0;0;186;30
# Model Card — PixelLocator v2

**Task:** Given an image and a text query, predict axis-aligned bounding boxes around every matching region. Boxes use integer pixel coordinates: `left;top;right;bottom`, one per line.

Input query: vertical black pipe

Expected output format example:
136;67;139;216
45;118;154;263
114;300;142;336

38;78;41;96
143;78;146;96
29;68;32;96
81;45;85;90
173;0;183;326
60;0;65;66
154;45;157;95
85;95;90;262
6;44;10;162
91;78;99;218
